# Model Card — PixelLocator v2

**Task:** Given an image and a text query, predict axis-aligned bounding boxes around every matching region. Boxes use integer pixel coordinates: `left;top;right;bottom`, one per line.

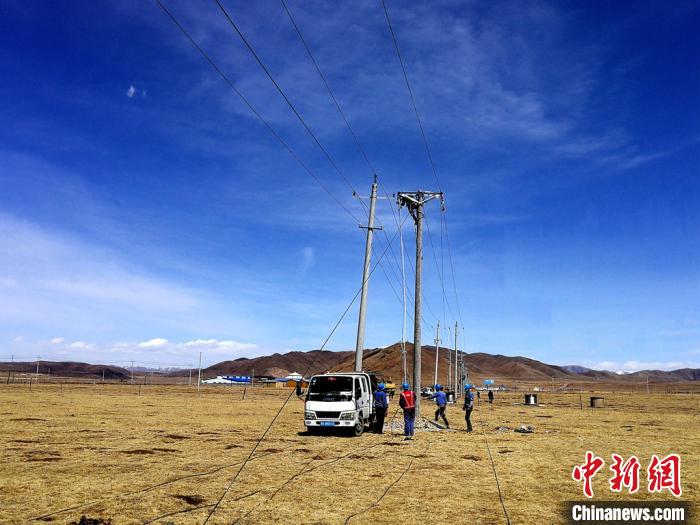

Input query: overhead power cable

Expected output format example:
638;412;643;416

276;0;437;329
203;212;410;523
379;0;466;332
213;0;359;196
279;0;376;175
379;0;442;192
154;0;359;225
155;0;411;327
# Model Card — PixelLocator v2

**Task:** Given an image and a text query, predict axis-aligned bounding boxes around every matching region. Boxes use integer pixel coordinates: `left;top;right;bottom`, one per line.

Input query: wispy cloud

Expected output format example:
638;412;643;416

594;360;699;373
126;85;136;98
69;341;92;350
137;338;169;349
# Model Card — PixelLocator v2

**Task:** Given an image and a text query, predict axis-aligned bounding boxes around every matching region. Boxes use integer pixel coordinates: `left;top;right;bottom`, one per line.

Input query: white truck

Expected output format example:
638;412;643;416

304;372;375;437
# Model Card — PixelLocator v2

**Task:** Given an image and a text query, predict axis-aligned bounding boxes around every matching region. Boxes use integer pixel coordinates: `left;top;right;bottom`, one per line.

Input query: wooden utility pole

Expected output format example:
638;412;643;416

397;190;442;418
354;176;382;372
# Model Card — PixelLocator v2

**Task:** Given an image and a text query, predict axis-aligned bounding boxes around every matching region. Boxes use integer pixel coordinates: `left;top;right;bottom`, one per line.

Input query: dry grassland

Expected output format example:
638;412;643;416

0;384;698;524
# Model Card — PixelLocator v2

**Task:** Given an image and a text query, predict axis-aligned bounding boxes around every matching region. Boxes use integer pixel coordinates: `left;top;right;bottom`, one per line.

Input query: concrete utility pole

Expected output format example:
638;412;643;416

447;326;452;390
130;361;135;384
433;321;440;387
35;357;40;381
397;190;442;418
454;322;459;397
197;352;202;393
354;176;382;372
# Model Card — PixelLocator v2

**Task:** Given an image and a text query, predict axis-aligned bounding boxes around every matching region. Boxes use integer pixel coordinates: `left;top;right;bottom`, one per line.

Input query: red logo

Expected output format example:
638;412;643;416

572;451;605;498
609;454;640;494
573;452;682;498
647;454;682;497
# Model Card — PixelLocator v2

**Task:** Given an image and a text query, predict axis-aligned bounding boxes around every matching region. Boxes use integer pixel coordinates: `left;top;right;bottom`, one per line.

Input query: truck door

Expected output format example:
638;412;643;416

360;376;370;419
354;377;367;420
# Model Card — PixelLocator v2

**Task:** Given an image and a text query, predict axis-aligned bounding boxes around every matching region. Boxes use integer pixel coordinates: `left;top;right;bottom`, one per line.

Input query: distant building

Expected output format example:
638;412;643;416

201;375;251;385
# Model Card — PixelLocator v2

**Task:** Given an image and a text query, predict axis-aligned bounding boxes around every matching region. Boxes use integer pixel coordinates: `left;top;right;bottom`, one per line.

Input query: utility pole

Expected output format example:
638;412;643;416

400;206;408;385
397;189;442;418
188;367;192;386
35;357;40;382
454;322;459;397
197;352;202;393
354;176;382;372
447;326;452;391
130;361;134;384
433;321;440;387
646;374;649;395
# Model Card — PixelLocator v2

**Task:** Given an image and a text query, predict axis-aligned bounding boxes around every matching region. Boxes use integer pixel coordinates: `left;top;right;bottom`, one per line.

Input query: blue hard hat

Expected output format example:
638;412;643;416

435;384;443;391
402;382;410;390
465;384;472;390
378;383;385;390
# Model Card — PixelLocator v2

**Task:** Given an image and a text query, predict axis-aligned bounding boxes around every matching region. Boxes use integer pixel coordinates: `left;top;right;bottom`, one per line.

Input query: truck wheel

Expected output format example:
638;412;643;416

353;420;364;437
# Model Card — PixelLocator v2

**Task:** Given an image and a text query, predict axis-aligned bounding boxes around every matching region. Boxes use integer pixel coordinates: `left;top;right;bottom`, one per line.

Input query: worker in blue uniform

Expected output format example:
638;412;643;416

373;383;389;434
429;384;449;428
462;384;475;432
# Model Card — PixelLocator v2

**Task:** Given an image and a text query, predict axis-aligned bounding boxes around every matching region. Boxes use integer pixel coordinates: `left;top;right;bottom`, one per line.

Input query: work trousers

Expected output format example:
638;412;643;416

374;407;386;434
403;409;415;436
435;405;449;427
465;407;473;432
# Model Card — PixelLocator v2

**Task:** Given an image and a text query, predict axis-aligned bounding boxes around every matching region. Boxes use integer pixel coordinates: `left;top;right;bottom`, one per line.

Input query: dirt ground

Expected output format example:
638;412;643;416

0;384;697;524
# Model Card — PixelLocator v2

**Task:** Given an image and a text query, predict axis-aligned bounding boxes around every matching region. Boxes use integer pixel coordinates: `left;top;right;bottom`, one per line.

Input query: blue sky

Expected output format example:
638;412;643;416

1;0;698;371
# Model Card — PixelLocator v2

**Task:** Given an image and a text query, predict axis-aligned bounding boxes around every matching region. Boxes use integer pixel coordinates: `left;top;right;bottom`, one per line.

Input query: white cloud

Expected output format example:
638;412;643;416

137;338;168;349
594;360;700;373
300;247;315;273
69;341;91;349
126;85;136;98
12;336;24;342
180;339;256;353
50;337;64;344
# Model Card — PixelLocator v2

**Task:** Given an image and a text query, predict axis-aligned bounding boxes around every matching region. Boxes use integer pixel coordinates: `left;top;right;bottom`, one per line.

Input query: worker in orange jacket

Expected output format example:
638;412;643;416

399;382;416;440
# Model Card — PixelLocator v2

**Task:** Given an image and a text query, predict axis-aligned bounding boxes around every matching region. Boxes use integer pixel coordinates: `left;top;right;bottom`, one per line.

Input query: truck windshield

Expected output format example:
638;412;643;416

307;376;353;401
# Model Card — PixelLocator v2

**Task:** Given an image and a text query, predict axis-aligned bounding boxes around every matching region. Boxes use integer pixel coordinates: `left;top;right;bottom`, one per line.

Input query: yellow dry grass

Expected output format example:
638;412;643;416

0;384;698;524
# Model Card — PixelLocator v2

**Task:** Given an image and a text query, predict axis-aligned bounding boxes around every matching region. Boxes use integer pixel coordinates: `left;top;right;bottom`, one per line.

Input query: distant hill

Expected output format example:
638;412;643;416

328;343;583;384
0;361;130;380
328;342;699;386
3;345;697;385
169;350;352;378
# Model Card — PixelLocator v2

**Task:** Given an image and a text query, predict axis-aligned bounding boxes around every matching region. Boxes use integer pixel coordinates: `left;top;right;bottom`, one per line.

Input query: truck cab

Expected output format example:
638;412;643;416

304;372;374;436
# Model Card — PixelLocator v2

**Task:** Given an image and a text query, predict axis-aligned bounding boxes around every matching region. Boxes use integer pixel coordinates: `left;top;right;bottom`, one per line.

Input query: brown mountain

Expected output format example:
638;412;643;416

171;350;352;378
0;361;130;380
328;342;700;386
328;342;583;384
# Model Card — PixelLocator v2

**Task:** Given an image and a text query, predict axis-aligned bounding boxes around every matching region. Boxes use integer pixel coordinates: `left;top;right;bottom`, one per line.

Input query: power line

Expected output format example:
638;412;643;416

275;0;436;334
279;0;376;176
379;0;465;336
424;211;458;323
213;0;359;196
154;0;359;224
156;0;413;333
379;0;442;192
203;212;409;523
